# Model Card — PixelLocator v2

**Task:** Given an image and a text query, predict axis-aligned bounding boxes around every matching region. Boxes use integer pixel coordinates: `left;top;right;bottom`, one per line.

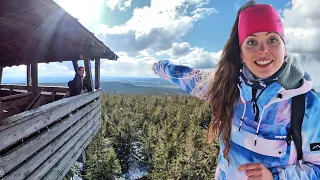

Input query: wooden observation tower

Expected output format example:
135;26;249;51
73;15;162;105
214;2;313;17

0;0;118;179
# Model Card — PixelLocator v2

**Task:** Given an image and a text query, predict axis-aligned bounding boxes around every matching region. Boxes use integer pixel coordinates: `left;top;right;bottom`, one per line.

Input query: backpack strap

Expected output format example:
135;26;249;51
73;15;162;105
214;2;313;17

288;93;306;160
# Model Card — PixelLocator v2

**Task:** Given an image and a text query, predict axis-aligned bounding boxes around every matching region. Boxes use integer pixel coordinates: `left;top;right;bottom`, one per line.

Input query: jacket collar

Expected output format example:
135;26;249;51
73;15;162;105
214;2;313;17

239;54;312;107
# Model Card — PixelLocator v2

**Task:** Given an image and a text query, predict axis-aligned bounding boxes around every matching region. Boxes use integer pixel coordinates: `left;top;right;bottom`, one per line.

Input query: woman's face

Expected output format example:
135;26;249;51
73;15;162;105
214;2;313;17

240;32;286;79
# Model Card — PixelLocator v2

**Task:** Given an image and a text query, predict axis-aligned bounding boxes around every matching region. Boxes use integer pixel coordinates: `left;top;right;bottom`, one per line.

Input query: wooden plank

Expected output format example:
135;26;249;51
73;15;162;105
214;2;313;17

31;62;38;93
27;116;100;180
72;60;78;74
84;56;93;92
0;90;101;131
95;58;100;89
0;96;32;111
0;91;101;151
3;110;100;180
0;101;100;178
27;64;31;91
0;92;32;101
4;111;100;180
35;114;99;180
42;120;100;180
54;123;101;180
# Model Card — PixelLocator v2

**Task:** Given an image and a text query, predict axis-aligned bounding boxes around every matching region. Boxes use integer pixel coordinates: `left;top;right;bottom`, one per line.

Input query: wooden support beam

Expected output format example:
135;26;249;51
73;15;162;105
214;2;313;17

95;58;100;90
25;92;40;111
84;56;93;92
27;64;31;91
30;95;45;109
0;67;3;84
72;60;79;74
31;62;38;93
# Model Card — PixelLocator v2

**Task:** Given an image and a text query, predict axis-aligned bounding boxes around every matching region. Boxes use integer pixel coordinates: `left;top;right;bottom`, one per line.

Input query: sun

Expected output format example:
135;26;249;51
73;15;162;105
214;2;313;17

55;0;104;25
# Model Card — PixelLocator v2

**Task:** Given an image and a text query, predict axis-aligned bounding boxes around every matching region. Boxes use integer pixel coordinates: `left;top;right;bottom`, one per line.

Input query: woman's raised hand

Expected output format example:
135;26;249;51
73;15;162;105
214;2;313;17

238;163;273;180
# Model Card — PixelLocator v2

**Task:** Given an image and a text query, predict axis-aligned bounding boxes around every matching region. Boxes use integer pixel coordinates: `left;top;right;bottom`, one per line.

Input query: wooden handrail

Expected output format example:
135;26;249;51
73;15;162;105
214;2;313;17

0;92;33;101
0;84;68;93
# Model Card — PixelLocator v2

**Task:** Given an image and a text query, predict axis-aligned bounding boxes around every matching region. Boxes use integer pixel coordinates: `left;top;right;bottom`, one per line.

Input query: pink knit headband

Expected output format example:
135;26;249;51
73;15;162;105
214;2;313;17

238;4;284;46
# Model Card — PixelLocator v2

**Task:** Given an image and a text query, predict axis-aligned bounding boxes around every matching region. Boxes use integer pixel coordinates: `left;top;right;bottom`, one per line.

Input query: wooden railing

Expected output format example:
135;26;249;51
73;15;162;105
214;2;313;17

0;90;102;180
0;84;68;94
0;84;69;103
0;92;34;120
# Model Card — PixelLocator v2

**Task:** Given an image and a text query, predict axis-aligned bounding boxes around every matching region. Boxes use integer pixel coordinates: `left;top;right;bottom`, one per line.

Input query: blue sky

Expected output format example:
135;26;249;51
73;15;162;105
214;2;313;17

3;0;320;87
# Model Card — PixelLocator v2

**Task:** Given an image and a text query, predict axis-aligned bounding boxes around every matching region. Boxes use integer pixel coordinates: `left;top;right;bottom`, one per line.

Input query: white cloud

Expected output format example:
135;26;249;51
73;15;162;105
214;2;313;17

94;0;217;56
38;63;74;77
3;66;26;78
2;62;74;80
100;53;157;77
283;0;320;61
54;0;105;25
172;42;191;57
154;42;220;69
106;0;133;11
297;57;320;87
172;47;221;69
285;28;320;59
283;0;320;28
106;0;119;10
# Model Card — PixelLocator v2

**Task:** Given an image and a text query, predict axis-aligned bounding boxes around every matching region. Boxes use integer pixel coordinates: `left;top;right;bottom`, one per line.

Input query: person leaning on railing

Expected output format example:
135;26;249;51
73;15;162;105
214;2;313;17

68;66;85;97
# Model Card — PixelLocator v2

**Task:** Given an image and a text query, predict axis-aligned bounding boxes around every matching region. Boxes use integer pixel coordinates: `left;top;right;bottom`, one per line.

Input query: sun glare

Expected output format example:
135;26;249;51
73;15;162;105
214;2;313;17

55;0;104;25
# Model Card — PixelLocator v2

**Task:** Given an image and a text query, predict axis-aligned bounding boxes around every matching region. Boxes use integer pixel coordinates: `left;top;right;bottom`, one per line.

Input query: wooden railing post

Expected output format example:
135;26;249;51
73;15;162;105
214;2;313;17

0;67;3;84
27;64;31;92
31;62;38;93
9;85;13;95
95;58;100;90
84;56;93;92
52;90;56;102
72;60;78;74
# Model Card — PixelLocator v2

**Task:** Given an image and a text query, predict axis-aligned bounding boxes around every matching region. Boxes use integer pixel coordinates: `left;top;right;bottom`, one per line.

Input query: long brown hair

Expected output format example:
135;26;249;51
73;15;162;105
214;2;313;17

204;0;258;162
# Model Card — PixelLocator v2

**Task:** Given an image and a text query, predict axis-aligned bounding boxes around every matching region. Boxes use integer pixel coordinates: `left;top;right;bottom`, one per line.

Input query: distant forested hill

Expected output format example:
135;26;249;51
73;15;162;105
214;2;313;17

99;81;186;95
39;80;187;95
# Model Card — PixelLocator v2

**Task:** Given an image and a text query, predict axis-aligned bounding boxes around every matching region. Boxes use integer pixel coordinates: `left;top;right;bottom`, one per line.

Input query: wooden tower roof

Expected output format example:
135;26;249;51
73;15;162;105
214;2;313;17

0;0;118;68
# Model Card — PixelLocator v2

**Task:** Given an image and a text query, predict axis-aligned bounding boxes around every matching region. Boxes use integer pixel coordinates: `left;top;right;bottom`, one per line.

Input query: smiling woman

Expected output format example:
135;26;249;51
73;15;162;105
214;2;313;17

55;0;104;24
152;1;320;180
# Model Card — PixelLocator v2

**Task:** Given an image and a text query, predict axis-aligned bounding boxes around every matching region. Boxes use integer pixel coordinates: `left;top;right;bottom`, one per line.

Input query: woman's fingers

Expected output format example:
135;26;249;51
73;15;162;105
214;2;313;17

246;168;263;176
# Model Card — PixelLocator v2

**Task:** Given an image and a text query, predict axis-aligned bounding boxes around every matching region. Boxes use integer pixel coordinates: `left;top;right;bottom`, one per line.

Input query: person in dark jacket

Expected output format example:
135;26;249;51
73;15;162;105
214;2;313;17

69;66;85;97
